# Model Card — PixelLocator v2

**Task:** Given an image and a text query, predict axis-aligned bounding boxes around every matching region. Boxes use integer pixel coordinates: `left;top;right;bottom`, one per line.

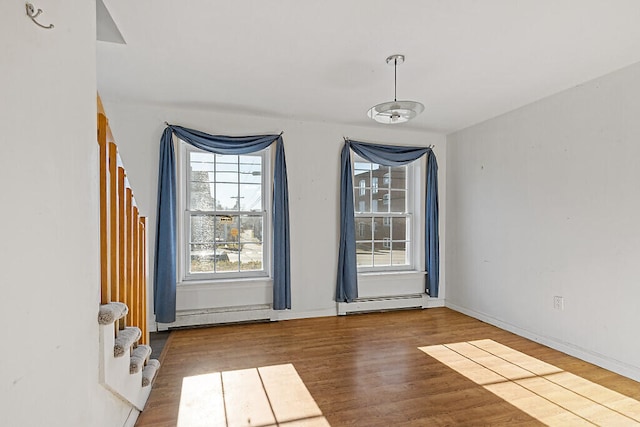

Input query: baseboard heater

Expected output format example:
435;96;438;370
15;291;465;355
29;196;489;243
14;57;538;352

157;304;272;330
337;293;428;315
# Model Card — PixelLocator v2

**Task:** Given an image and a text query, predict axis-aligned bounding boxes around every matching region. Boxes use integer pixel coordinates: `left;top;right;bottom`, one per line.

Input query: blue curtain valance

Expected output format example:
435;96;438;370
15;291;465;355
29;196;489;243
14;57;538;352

154;125;290;323
336;139;439;303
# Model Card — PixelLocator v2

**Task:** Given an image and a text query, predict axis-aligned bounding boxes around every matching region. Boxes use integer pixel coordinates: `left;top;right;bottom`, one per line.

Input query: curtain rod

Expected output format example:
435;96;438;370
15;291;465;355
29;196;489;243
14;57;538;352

343;137;433;149
164;121;283;137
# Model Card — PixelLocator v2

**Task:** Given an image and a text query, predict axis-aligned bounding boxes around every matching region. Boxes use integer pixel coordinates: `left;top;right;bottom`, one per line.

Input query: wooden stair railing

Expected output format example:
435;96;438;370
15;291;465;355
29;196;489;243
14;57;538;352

97;95;148;346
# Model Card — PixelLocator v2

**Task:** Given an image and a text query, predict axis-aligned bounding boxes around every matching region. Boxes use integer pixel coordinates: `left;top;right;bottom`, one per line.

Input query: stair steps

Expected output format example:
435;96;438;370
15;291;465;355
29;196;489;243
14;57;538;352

98;302;160;412
142;359;161;387
98;302;128;325
130;345;152;374
114;327;142;357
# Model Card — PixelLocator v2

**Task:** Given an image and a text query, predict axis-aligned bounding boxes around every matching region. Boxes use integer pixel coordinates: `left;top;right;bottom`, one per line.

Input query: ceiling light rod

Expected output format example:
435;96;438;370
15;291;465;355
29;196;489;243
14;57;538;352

388;54;404;102
367;54;424;125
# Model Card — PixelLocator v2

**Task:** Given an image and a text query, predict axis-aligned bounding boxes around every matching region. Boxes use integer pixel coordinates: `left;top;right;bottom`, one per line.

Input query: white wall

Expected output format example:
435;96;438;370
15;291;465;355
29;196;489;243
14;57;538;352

100;100;446;324
446;61;640;381
0;2;132;426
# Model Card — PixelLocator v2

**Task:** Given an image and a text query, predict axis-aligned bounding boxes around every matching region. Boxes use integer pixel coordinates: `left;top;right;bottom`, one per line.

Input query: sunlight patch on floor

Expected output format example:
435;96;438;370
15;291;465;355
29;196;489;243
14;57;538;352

177;363;330;427
419;339;640;426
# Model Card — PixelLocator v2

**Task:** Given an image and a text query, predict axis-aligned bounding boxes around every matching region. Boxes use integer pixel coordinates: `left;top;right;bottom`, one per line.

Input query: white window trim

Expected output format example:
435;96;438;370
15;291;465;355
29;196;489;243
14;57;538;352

176;139;272;284
354;155;424;274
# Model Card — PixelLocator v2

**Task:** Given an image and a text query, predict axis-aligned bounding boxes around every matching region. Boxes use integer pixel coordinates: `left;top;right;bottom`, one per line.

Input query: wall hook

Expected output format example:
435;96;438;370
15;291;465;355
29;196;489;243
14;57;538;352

26;3;54;29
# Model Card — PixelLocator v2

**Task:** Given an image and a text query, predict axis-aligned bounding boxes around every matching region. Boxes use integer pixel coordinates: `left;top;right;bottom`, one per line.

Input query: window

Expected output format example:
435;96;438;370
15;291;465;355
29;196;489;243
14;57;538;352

359;179;366;196
181;143;269;280
353;156;413;270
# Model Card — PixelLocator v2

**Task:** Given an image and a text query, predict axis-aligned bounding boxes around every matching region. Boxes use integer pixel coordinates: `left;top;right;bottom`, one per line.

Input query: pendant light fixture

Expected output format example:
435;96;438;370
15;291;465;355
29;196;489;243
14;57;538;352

367;54;424;124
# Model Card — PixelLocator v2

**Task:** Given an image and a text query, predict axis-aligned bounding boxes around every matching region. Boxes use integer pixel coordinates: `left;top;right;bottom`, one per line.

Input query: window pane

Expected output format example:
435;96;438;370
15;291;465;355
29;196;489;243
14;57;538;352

390;166;406;189
215;172;237;186
239;183;262;211
240;215;263;242
216;215;240;247
216;154;238;171
240;241;262;271
190;152;215;172
216;244;238;272
373;189;388;213
355;188;370;212
373;217;390;240
354;162;371;174
190;169;213;182
190;243;215;273
356;241;373;267
215;183;239;210
392;217;407;240
373;246;391;267
389;190;406;213
355;217;372;239
391;241;409;266
238;215;263;270
215;155;238;201
239;155;261;183
190;215;216;243
190;181;216;210
216;154;238;182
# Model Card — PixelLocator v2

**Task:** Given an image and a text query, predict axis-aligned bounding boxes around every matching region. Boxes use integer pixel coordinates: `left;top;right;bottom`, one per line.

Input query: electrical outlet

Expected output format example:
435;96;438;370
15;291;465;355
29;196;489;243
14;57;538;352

553;296;564;310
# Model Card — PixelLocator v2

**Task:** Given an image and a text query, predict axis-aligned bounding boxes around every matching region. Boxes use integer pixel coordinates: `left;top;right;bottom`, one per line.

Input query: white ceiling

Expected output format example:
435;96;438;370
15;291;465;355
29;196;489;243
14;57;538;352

97;0;640;134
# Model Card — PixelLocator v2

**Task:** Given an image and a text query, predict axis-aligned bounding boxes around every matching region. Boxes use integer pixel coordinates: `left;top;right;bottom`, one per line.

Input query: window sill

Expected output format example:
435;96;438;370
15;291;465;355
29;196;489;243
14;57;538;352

178;276;272;289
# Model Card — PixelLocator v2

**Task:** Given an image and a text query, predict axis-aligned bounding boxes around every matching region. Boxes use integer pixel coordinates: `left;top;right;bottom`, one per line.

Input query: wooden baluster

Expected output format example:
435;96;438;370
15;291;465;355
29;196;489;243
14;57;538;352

132;206;140;332
109;143;119;305
125;188;133;327
141;217;148;345
98;113;110;304
138;218;143;341
118;166;126;330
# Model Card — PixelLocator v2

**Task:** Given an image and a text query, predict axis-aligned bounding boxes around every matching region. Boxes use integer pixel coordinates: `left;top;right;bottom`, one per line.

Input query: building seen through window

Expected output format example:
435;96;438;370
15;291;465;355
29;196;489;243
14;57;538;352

353;156;411;269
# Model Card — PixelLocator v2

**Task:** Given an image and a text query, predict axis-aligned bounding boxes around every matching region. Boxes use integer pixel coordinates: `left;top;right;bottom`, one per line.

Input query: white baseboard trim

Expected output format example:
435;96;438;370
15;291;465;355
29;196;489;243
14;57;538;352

123;408;139;427
446;302;640;382
158;305;272;330
424;297;445;308
337;294;444;315
270;307;337;321
156;305;339;329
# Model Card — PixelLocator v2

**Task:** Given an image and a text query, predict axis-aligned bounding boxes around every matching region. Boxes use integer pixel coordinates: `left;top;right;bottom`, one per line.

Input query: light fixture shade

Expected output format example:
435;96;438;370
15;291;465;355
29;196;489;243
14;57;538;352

367;100;425;124
368;54;424;124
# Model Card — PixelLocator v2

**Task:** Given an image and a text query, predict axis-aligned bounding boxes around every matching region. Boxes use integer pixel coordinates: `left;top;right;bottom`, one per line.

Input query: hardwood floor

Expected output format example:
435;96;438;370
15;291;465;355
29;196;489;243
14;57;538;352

135;308;640;426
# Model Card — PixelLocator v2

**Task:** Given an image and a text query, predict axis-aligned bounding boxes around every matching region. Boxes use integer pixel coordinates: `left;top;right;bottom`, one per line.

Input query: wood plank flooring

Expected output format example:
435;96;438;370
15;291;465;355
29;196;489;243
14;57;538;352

135;308;640;426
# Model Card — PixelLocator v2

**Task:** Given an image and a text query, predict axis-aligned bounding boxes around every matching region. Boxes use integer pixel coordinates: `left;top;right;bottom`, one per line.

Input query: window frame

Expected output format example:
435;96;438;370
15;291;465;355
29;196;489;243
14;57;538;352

352;155;421;273
177;141;272;283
